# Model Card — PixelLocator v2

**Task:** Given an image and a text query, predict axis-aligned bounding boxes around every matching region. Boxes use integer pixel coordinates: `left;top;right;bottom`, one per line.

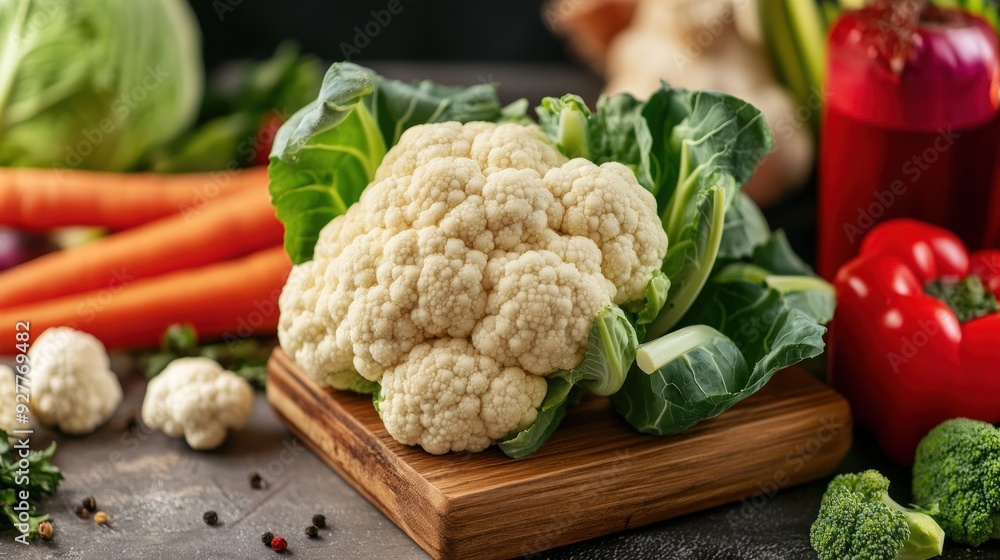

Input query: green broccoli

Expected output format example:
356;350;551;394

912;418;1000;546
811;470;945;560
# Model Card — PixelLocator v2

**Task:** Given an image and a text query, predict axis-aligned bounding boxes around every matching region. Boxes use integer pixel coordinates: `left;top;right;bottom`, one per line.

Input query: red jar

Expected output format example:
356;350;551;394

818;1;1000;279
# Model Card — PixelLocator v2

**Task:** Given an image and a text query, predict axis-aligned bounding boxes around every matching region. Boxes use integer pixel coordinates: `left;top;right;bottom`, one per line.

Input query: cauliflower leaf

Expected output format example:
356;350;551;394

269;62;510;264
613;259;831;435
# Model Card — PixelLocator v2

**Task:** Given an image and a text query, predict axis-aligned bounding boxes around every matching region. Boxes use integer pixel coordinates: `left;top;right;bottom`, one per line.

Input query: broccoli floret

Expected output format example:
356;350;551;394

811;470;944;560
913;418;1000;546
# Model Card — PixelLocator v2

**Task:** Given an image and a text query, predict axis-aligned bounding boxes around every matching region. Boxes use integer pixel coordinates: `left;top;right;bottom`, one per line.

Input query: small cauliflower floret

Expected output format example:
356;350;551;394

472;250;610;375
380;338;546;454
141;357;254;450
278;120;669;454
545;159;667;303
0;365;24;435
27;327;122;435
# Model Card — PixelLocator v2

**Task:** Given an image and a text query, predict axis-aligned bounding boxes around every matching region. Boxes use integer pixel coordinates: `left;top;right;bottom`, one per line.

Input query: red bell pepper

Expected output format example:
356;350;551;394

831;219;1000;465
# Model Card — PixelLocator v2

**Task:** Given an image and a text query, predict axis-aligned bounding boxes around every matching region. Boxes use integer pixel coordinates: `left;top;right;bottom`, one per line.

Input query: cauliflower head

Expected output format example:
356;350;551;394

141;357;254;450
279;121;668;454
27;327;122;435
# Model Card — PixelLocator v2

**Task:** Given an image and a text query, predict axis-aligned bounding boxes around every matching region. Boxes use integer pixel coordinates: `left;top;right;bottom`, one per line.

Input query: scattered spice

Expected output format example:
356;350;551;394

75;505;89;520
82;496;97;512
305;525;318;538
271;536;287;552
248;472;266;490
261;531;274;546
311;513;326;528
93;511;110;525
203;511;218;525
38;521;53;540
125;410;139;432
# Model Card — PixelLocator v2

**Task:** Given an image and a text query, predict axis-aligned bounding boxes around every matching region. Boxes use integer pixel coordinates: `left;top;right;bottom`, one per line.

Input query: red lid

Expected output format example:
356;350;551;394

827;2;1000;130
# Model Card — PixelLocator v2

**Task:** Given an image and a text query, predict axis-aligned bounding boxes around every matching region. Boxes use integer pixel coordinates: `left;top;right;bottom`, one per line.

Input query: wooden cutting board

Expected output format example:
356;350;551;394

267;349;851;560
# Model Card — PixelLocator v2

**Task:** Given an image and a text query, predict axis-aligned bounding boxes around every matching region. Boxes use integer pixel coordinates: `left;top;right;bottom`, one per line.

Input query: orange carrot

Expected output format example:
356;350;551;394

0;187;283;308
0;247;290;354
0;166;268;231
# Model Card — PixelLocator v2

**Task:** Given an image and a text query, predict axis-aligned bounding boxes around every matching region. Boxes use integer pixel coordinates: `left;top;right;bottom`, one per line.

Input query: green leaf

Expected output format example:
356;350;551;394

718;191;771;261
535;94;591;159
269;63;386;264
269;62;508;264
616;325;750;434
231;365;269;391
234;42;323;115
638;87;773;243
499;305;638;458
617;86;772;338
566;305;639;396
498;377;578;459
0;431;62;539
780;285;836;325
162;323;198;353
751;229;814;277
631;271;671;340
613;270;829;434
588;93;646;170
741;230;835;324
328;370;379;395
370;77;503;146
644;186;727;339
685;273;829;378
498;98;531;125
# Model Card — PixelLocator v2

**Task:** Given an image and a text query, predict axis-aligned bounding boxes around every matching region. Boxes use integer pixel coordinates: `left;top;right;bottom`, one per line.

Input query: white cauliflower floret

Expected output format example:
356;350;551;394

27;327;122;435
380;338;546;454
279;121;668;454
141;357;254;450
0;365;25;435
472;249;610;375
545;159;667;303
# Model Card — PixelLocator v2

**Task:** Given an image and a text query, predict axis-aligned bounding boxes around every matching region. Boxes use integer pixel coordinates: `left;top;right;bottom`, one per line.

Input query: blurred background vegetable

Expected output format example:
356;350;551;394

545;0;814;207
759;0;1000;134
0;227;55;271
0;0;203;171
150;43;323;173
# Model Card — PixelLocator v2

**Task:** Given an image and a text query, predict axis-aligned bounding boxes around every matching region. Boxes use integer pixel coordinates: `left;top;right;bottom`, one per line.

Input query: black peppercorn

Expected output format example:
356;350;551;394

82;496;97;512
311;514;326;528
125;412;139;433
305;525;318;538
203;511;218;525
261;531;275;546
249;472;265;490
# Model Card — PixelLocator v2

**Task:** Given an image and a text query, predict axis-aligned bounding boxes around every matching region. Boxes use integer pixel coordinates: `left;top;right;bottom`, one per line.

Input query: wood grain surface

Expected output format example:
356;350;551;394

267;348;852;560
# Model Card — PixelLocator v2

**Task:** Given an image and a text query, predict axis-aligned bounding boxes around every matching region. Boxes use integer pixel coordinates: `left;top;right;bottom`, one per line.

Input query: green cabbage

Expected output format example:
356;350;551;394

0;0;203;171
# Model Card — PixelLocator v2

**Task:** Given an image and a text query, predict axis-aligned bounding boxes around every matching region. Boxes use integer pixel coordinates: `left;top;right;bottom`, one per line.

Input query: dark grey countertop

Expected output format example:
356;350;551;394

4;364;1000;560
